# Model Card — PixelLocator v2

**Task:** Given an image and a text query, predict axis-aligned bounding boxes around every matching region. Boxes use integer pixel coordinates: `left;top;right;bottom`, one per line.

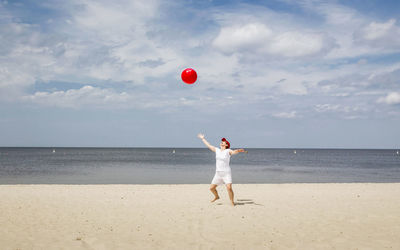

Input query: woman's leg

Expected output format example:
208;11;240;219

209;184;219;202
226;183;234;206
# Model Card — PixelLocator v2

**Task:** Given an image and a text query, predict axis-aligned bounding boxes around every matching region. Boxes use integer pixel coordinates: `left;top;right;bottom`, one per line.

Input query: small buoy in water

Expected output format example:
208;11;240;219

397;150;399;155
52;149;56;153
294;150;297;154
172;150;175;154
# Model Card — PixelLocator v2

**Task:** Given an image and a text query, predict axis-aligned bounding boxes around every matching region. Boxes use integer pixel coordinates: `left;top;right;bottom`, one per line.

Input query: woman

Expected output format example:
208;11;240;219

197;133;246;206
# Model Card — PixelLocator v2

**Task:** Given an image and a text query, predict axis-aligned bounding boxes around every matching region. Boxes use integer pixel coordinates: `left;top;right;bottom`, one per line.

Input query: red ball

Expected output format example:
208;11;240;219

181;68;197;84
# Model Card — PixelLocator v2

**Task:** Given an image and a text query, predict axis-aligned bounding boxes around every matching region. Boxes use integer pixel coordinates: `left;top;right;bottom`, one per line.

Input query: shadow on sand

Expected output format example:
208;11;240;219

234;198;263;206
214;199;263;206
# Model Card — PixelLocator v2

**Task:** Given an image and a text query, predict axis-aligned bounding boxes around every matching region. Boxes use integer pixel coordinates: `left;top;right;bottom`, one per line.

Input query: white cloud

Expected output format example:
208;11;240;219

293;0;363;26
212;22;335;58
268;31;333;57
377;92;400;105
23;86;131;108
354;19;400;49
357;59;367;65
360;19;396;40
315;104;341;112
272;111;297;119
287;1;400;59
212;23;272;54
0;0;184;96
314;104;366;117
63;0;184;84
0;22;56;100
71;0;159;44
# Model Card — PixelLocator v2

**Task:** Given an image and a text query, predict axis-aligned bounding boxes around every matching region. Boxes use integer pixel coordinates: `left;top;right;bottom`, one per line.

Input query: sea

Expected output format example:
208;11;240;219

0;147;399;184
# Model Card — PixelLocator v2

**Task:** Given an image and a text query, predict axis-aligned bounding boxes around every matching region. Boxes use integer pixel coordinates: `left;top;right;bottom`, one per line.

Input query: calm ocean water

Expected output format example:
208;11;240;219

0;147;399;184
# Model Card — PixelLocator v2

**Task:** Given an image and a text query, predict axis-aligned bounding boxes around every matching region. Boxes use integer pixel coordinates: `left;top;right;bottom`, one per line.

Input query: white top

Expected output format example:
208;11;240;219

215;147;233;172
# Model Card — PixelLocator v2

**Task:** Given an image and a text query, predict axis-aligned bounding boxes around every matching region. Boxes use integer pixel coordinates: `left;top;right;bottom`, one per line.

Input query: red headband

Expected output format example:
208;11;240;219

221;138;230;148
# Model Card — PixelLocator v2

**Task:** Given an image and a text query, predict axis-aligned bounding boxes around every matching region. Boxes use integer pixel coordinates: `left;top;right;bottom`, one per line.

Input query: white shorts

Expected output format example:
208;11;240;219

211;171;232;185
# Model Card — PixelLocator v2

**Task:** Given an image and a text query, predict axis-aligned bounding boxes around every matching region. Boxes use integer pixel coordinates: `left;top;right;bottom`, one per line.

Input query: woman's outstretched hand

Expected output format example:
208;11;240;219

197;133;205;139
231;148;248;155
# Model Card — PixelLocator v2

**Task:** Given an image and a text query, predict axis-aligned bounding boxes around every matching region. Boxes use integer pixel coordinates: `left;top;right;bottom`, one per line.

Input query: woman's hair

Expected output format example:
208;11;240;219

221;138;230;149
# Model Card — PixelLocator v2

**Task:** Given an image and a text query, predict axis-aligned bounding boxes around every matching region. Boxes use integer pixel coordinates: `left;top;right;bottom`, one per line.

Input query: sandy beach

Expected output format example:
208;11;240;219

0;183;399;249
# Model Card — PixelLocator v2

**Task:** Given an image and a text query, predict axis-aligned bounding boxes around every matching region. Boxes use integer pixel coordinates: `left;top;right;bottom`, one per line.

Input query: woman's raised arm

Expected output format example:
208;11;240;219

197;134;216;152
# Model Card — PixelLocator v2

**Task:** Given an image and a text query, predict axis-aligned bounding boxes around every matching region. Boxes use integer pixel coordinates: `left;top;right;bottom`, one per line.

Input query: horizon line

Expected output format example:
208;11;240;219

0;146;399;150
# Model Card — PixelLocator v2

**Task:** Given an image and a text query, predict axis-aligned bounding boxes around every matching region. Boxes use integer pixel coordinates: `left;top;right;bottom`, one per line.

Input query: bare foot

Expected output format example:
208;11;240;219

231;201;235;206
211;196;220;202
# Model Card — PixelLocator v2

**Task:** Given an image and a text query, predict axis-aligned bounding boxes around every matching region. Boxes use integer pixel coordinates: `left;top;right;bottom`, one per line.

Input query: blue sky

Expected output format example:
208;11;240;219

0;0;399;148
